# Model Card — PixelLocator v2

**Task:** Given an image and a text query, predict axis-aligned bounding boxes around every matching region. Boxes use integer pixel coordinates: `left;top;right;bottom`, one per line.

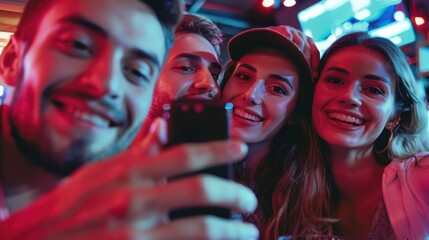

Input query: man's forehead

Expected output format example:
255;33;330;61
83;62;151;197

169;33;219;64
37;0;166;62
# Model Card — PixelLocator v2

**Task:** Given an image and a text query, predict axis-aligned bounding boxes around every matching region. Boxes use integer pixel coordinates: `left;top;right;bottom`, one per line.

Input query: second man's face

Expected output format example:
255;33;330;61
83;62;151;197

150;32;221;119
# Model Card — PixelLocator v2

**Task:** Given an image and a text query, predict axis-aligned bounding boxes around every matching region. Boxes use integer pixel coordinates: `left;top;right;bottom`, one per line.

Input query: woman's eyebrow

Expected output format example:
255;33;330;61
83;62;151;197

269;74;294;90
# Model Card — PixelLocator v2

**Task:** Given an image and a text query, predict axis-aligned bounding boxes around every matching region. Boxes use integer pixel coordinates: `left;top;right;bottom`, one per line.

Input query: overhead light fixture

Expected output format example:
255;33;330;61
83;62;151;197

415;16;426;26
283;0;296;7
262;0;276;8
262;0;295;9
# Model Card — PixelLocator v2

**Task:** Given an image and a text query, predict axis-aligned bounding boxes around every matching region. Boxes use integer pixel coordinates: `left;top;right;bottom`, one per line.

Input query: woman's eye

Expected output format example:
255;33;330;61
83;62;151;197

325;76;342;85
269;85;287;95
366;86;384;95
235;73;250;81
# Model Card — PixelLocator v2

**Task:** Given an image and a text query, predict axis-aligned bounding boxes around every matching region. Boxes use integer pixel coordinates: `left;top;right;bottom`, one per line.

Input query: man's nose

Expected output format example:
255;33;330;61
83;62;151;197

192;68;217;92
77;50;122;100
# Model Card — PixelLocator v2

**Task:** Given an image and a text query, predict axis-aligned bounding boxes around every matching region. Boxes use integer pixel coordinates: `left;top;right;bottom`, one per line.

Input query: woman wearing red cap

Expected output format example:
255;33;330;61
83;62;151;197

220;26;335;239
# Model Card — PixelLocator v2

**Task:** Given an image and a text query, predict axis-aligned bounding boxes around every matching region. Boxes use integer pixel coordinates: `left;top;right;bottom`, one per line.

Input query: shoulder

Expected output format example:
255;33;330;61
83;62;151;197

388;152;429;201
383;153;429;239
389;152;429;169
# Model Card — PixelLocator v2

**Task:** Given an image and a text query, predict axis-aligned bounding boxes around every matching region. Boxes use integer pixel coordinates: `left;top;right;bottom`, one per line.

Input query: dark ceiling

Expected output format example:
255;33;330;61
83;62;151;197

185;0;308;36
1;0;428;59
1;0;428;37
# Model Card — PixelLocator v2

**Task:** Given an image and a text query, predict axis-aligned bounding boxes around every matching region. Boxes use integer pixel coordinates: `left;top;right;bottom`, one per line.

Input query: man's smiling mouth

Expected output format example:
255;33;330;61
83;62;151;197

52;100;119;128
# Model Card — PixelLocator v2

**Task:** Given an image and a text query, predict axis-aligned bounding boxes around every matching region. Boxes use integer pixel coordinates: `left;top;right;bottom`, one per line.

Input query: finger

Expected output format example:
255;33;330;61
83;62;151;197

138;216;259;240
69;140;247;195
131;175;257;217
130;117;167;156
135;140;248;180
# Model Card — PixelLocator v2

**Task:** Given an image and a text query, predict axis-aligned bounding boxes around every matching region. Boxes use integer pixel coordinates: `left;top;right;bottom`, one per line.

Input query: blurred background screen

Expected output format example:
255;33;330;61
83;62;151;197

418;41;429;77
298;0;416;54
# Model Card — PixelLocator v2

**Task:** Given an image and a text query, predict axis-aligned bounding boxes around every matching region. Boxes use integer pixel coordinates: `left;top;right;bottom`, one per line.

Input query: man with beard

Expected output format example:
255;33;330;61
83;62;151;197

0;1;258;239
132;13;224;142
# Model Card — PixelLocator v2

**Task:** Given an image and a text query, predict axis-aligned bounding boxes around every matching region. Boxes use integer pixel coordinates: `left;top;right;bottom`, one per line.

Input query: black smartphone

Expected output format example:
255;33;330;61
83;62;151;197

164;99;233;219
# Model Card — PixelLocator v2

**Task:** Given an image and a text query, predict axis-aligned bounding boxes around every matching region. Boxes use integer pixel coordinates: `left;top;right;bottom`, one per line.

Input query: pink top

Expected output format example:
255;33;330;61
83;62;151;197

383;152;429;240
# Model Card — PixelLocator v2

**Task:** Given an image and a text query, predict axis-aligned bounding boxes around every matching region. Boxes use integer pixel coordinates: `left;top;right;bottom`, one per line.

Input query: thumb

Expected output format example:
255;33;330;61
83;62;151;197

132;117;168;156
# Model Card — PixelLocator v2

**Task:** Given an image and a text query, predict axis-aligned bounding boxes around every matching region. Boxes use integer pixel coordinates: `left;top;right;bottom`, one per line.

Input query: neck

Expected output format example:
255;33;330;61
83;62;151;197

329;145;384;200
1;106;61;214
243;140;271;183
328;145;384;239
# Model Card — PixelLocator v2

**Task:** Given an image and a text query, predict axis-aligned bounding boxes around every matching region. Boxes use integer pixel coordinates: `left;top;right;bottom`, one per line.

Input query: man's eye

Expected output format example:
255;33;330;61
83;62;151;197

56;29;94;58
55;28;95;57
173;65;195;73
72;41;90;52
56;38;93;57
123;62;151;86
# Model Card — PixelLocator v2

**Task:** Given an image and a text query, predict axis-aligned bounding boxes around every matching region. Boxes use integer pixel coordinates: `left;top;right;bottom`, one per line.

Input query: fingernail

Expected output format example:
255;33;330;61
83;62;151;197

242;187;257;213
149;118;160;133
247;224;259;240
151;118;167;144
229;141;248;156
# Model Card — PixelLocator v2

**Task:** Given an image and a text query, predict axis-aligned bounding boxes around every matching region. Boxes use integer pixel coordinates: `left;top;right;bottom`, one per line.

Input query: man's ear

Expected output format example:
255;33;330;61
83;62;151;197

0;36;21;86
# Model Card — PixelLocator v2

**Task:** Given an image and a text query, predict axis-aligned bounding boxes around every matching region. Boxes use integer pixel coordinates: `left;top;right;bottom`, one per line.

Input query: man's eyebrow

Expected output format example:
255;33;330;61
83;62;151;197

59;15;161;68
269;74;294;90
173;53;221;70
59;15;107;36
130;49;161;70
173;53;201;62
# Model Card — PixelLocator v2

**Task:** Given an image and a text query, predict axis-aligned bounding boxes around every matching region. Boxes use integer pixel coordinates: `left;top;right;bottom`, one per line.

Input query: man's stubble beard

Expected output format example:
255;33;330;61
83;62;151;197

9;112;141;177
8;85;141;177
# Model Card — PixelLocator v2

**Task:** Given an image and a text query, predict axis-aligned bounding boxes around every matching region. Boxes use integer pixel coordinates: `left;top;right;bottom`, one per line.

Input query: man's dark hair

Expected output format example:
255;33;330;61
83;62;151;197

14;0;183;56
175;13;224;57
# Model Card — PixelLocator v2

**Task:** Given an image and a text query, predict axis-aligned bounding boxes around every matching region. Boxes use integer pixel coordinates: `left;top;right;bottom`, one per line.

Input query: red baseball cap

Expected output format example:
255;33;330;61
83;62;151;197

227;25;320;82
